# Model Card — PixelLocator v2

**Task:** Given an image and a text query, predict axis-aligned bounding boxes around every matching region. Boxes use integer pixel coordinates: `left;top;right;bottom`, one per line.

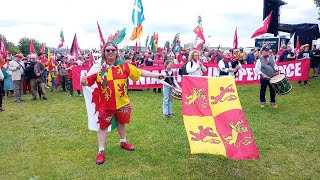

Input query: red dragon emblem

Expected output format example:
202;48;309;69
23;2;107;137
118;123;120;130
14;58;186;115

117;83;126;97
210;84;237;105
189;126;220;144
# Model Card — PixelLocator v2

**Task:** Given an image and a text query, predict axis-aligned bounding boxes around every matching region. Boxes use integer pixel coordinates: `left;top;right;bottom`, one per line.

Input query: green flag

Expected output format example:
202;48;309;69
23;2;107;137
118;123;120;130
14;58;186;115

113;28;126;44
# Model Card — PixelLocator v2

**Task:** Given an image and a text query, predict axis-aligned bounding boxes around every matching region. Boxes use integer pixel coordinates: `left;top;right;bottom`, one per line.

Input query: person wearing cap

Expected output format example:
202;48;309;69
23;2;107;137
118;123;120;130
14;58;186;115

297;44;311;85
9;53;25;103
254;47;279;108
80;42;165;165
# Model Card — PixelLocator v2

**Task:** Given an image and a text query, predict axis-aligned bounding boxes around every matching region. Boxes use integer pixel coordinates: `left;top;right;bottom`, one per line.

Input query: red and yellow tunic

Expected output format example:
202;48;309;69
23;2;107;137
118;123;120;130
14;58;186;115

87;62;142;110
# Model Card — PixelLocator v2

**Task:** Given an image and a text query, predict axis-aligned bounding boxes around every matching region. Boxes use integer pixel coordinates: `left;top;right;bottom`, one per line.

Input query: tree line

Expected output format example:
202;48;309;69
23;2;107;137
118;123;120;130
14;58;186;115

0;34;43;56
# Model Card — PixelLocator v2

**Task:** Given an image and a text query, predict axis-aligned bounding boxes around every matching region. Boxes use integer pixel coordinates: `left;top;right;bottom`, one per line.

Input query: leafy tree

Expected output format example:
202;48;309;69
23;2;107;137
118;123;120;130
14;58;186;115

17;37;42;55
0;34;20;55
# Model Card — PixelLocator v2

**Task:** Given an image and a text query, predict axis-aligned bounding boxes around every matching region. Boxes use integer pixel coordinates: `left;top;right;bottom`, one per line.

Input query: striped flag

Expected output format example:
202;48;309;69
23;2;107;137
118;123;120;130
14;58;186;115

182;76;259;160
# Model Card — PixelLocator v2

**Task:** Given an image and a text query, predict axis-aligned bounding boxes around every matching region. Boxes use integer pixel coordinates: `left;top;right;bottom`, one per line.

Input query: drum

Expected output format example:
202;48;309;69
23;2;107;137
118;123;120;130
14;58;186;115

269;74;292;95
171;87;182;100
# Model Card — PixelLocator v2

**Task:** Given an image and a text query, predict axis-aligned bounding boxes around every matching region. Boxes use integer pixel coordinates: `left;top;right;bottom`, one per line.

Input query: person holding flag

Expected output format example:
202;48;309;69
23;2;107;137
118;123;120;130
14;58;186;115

80;42;165;165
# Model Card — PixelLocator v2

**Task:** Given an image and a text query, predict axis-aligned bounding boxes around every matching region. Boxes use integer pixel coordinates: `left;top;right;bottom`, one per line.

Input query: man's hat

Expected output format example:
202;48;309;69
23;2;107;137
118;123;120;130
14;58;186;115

14;53;24;58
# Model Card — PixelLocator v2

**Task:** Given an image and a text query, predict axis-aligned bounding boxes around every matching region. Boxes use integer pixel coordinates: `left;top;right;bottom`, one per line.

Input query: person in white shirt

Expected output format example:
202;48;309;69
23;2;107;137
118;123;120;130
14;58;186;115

186;50;207;76
254;47;279;108
218;50;241;77
159;60;180;118
9;53;25;103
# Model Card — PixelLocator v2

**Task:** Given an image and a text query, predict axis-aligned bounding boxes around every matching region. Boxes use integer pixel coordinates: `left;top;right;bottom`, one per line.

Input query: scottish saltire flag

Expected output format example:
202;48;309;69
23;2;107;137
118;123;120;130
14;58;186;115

82;60;117;132
132;0;145;26
182;76;259;160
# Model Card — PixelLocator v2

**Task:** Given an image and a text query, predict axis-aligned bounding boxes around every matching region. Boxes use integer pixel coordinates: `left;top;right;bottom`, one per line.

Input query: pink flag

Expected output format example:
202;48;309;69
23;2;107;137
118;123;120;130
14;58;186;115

0;38;8;59
233;27;238;50
89;51;94;67
97;22;105;49
30;40;35;54
66;45;71;56
295;35;301;55
135;41;138;52
40;43;45;54
251;11;272;38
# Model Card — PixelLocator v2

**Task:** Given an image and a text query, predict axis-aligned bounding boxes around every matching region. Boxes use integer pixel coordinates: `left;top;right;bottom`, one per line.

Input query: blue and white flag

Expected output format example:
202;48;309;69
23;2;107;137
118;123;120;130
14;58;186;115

132;0;145;26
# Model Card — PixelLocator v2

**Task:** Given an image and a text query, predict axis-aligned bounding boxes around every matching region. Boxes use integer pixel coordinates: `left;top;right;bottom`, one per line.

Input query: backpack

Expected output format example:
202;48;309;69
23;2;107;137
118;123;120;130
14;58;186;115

179;61;193;76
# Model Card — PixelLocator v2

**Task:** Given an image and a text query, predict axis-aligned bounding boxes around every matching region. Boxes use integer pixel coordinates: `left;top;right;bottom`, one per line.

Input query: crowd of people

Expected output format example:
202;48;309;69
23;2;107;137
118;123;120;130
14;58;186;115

1;40;319;165
0;43;319;113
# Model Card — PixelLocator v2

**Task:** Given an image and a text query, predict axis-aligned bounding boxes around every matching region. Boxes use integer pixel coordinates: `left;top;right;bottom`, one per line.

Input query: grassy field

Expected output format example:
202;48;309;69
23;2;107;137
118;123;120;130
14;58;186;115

1;77;320;179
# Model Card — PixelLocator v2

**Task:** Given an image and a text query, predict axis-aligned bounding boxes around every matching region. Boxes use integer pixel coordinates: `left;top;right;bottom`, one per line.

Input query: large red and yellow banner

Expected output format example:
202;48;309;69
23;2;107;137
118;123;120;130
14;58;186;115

182;76;259;160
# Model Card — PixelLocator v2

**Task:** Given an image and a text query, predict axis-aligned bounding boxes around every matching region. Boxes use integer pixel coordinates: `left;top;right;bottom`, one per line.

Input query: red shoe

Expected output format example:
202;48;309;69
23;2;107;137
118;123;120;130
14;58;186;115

120;142;135;151
96;151;105;165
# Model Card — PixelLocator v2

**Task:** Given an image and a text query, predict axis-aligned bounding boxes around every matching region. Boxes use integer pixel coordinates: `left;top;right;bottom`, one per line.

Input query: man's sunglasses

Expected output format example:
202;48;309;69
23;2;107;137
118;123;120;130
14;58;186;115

105;49;116;53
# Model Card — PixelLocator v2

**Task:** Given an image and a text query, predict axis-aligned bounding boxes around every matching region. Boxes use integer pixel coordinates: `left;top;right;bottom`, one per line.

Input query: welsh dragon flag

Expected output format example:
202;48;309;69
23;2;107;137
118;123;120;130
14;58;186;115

182;76;259;160
58;30;64;48
82;59;117;132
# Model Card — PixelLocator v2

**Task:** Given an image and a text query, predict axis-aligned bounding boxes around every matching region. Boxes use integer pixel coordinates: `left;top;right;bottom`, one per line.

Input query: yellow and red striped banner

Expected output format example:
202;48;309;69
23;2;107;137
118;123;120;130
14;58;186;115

182;76;259;160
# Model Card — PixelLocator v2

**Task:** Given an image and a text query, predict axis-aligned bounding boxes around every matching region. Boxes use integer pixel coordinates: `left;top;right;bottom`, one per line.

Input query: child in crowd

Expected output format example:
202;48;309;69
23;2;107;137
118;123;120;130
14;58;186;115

160;60;180;118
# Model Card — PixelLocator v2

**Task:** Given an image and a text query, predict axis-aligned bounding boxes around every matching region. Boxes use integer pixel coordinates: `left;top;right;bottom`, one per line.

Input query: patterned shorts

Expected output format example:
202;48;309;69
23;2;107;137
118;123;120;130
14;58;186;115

98;104;132;130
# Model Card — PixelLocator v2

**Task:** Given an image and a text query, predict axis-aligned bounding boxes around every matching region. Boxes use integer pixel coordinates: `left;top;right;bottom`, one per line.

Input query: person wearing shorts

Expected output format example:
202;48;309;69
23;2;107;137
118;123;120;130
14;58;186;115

81;42;164;165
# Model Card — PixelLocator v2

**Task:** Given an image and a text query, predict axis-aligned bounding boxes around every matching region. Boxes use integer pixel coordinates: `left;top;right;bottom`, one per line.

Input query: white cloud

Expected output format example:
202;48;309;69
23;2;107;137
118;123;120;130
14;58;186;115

0;0;319;50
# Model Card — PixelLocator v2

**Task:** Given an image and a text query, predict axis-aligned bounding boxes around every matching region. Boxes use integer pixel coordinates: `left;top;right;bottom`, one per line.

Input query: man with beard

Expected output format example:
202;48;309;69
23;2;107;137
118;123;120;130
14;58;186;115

254;47;279;108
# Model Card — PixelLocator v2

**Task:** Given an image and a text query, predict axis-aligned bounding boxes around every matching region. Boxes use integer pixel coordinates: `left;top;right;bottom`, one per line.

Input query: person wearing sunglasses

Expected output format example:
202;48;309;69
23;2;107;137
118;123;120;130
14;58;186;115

81;42;165;165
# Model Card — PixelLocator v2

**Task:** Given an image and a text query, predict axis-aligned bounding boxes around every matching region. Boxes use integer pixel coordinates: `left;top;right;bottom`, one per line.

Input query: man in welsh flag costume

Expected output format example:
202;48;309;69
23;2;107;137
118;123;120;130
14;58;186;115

81;42;164;165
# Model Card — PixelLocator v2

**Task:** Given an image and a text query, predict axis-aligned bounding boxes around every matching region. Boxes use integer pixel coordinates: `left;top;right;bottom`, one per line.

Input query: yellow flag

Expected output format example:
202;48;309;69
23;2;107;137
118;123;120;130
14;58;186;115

130;24;143;41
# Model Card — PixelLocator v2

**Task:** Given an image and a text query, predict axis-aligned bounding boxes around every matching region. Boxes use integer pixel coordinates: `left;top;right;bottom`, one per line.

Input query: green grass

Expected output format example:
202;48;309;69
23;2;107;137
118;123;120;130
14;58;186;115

1;77;320;179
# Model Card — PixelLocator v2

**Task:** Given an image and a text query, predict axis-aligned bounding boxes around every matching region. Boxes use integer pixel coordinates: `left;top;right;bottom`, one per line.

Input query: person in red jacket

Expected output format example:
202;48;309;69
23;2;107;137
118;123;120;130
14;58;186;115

65;57;82;97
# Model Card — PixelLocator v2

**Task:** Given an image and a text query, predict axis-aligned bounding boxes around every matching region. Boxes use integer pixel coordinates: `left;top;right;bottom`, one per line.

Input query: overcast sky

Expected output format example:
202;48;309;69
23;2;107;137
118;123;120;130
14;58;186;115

0;0;319;49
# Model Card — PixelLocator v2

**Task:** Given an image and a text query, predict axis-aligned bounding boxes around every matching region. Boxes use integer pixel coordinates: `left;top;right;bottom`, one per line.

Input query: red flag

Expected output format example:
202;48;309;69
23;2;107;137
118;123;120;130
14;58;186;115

233;27;238;50
0;38;8;59
30;40;35;54
70;34;81;60
251;11;273;38
66;45;71;56
97;22;105;49
135;41;138;52
40;43;45;54
193;27;206;50
89;51;94;67
295;35;301;55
